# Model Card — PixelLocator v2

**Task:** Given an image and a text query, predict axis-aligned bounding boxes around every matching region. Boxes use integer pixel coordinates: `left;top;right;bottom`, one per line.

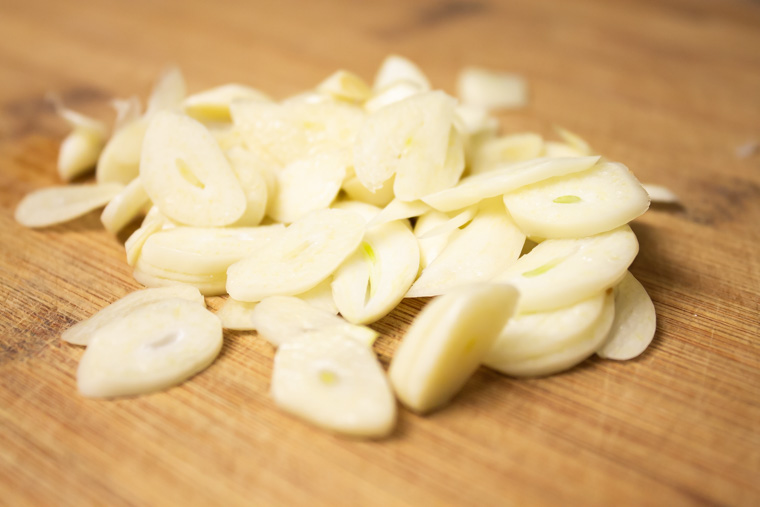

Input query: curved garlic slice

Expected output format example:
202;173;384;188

317;70;371;103
332;218;420;324
366;199;429;228
373;54;431;92
484;289;614;377
470;133;544;175
140;111;247;226
124;207;173;267
227;209;365;302
457;67;528;110
597;272;657;360
133;265;227;296
183;84;269;122
96;118;148;184
389;283;519;414
407;200;525;298
364;81;424;114
225;147;268;227
421;156;599;212
145;66;186;117
140;224;285;276
15;183;123;228
250;296;377;347
503;161;650;238
62;285;204;346
53;103;107;181
77;298;222;398
413;209;454;270
494;225;639;313
642;183;679;204
271;330;395;438
100;177;150;234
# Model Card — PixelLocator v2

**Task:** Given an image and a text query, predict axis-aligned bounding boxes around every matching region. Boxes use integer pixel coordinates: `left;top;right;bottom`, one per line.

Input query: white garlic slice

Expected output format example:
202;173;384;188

100;176;150;234
15;183;123;228
597;272;657;360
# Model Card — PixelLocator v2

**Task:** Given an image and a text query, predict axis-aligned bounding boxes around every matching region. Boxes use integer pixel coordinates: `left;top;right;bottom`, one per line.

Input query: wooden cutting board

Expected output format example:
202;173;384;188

2;0;759;504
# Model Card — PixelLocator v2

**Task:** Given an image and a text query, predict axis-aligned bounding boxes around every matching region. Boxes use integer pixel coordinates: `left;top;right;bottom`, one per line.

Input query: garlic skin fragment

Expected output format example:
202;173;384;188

62;285;205;346
390;283;519;414
77;298;222;398
597;271;657;360
15;183;124;228
271;330;396;438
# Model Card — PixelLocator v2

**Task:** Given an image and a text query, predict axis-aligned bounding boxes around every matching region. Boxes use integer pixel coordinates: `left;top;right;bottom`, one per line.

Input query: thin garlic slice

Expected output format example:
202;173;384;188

457;67;528;110
100;177;150;234
317;70;371;103
642;183;679;204
389;283;519;414
145;66;186;118
503;161;650;239
15;183;123;228
364;80;424;114
227;208;365;302
494;225;639;312
485;290;615;377
140;111;247;226
373;54;431;92
597;271;657;360
54;105;107;181
225;147;269;226
183;84;269;122
124;207;173;267
77;298;222;398
366;198;430;228
96;118;149;184
422;156;600;212
62;285;204;345
271;330;395;438
470;133;544;175
133;261;228;296
249;296;377;347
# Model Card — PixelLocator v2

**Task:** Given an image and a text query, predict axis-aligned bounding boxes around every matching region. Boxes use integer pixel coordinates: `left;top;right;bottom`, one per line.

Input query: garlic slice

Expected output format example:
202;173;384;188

597;272;657;360
15;183;123;228
100;176;150;234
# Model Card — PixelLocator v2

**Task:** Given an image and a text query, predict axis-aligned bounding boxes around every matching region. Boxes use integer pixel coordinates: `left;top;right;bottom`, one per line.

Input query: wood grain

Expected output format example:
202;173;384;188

1;0;759;505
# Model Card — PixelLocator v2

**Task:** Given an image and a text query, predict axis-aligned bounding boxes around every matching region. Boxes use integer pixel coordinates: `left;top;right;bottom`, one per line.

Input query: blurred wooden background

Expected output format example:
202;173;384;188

1;0;759;505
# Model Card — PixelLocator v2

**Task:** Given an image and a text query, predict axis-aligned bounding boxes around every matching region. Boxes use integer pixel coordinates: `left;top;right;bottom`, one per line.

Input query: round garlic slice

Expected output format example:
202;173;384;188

249;296;377;347
62;285;204;346
421;156;600;212
15;183;124;228
140;111;247;227
389;283;519;414
271;330;396;438
597;271;657;360
493;225;639;313
484;289;615;377
226;208;365;302
503;161;650;238
77;298;222;398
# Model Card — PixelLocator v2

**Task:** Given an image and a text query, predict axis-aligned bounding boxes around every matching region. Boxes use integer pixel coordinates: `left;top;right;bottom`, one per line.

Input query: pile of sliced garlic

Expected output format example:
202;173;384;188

16;56;660;438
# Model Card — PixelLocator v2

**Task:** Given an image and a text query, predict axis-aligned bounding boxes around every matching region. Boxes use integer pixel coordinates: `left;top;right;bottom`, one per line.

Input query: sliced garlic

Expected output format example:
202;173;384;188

100;176;150;234
493;225;639;312
15;183;123;228
140;111;247;226
55;105;107;181
227;208;365;302
390;283;519;414
271;330;395;437
642;183;679;204
470;133;544;175
77;298;222;398
422;156;600;212
96;118;148;184
225;146;269;227
62;285;204;346
366;198;429;228
183;84;269;122
364;80;424;114
133;260;228;296
597;272;657;360
457;67;528;110
373;54;431;92
317;70;371;103
144;66;186;118
485;289;615;377
503;161;650;239
250;296;377;347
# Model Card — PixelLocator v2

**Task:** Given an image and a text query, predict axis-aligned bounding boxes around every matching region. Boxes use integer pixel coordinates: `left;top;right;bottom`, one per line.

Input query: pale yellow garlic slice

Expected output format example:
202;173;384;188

133;259;228;296
225;147;269;227
140;111;247;226
62;285;204;345
642;183;679;204
555;126;593;156
390;283;519;414
373;54;431;92
140;224;285;276
407;200;525;298
297;278;339;314
227;208;365;302
183;84;269;122
413;209;454;270
145;66;186;117
484;290;614;377
364;80;424;114
543;141;588;158
15;183;123;228
597;272;657;360
250;296;377;347
100;177;150;234
354;91;463;200
77;298;222;398
493;225;639;312
503;161;650;239
416;207;476;240
269;151;348;224
470;133;544;175
422;156;600;212
111;96;142;132
342;172;395;208
454;104;499;136
124;206;173;266
96;118;149;184
457;67;528;110
54;104;107;181
317;70;371;103
271;330;395;437
332;218;420;325
366;198;430;228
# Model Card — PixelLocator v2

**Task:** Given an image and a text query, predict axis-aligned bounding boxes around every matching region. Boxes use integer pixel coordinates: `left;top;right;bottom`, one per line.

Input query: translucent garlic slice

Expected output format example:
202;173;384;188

100;177;150;234
183;84;269;122
457;67;528;110
373;54;431;92
597;272;657;360
15;183;123;228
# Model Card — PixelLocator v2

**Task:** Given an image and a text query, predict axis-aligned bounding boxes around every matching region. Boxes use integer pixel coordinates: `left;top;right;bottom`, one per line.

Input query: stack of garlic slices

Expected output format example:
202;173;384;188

16;56;658;438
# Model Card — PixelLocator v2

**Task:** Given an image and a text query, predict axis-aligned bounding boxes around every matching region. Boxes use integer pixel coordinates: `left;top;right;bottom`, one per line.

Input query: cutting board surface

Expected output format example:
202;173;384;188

2;0;759;505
